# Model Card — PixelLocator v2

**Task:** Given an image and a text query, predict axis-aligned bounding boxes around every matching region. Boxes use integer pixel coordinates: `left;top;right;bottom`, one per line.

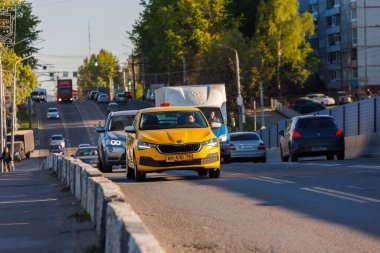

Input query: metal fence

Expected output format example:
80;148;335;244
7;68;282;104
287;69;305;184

259;96;379;149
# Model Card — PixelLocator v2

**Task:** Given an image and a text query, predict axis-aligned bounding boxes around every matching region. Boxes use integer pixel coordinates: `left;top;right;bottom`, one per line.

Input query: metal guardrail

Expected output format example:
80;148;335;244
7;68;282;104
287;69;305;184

261;96;379;149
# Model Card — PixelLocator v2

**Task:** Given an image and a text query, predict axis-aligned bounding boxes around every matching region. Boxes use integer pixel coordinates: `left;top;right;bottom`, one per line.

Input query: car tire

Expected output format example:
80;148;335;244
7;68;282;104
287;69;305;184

126;162;135;179
290;153;298;162
337;151;345;160
223;154;231;164
133;155;146;181
25;152;30;159
198;169;207;176
326;154;334;160
100;150;112;173
209;169;220;178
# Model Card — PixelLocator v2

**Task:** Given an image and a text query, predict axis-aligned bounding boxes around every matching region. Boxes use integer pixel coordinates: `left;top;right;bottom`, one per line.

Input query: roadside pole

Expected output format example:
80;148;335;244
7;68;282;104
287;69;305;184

0;52;3;173
260;82;265;128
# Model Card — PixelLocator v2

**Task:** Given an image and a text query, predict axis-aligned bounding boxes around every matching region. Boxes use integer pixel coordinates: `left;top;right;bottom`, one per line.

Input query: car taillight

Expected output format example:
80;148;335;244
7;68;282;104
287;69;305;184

336;129;343;136
292;130;302;138
258;143;266;150
229;144;236;150
288;101;293;108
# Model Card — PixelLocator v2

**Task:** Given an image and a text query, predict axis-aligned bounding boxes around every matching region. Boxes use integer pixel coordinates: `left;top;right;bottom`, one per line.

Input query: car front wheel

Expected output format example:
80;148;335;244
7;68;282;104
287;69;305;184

209;169;220;178
133;155;146;181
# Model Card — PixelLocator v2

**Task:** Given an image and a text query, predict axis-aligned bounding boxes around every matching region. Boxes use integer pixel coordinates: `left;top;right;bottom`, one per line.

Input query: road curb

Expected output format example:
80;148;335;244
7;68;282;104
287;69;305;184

43;154;165;253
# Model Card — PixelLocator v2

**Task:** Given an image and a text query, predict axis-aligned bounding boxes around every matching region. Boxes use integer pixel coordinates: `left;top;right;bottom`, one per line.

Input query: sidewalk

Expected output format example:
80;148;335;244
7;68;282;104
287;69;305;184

0;156;100;253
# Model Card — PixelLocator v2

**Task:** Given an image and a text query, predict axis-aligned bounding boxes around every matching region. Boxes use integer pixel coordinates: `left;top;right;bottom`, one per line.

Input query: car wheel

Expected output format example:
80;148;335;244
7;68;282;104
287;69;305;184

223;154;231;164
209;168;220;178
337;151;345;160
133;155;146;181
326;154;334;160
126;162;135;179
280;146;288;162
198;169;207;176
25;152;30;159
290;152;298;162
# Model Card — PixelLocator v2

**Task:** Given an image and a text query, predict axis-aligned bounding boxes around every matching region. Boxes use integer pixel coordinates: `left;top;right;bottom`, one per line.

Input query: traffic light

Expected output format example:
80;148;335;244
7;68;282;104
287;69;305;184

128;79;132;86
94;59;100;67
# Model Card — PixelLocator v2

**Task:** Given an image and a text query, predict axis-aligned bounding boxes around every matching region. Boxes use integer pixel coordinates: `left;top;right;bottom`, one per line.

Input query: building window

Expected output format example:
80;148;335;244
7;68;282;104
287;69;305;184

352;68;358;78
351;8;357;20
328;0;340;9
351;48;357;60
327;15;340;27
328;33;341;45
328;52;342;64
352;28;358;44
330;70;342;80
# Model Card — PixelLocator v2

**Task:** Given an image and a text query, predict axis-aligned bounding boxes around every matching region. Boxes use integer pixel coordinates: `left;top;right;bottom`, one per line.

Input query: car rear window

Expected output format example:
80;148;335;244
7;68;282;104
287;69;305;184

297;117;337;129
52;136;63;140
230;133;260;141
117;93;126;97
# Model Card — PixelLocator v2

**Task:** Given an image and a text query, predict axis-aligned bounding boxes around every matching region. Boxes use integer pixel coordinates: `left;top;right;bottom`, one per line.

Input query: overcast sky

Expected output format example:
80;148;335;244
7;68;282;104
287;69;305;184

30;0;143;72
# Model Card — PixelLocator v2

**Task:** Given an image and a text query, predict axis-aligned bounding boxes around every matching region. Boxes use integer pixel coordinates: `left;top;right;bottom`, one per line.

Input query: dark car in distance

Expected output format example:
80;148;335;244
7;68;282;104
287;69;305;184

279;115;344;162
288;97;325;114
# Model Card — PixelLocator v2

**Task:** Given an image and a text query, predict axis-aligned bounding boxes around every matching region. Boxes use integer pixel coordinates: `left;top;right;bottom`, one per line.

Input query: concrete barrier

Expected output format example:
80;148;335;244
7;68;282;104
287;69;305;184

106;202;165;253
41;154;165;253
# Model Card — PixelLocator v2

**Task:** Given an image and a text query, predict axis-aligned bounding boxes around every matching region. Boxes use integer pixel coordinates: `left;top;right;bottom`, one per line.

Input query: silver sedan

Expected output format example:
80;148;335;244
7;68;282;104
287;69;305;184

228;132;266;163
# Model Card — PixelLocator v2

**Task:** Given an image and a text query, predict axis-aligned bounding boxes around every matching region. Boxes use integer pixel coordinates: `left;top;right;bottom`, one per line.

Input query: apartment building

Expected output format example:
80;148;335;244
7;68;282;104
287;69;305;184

300;0;380;93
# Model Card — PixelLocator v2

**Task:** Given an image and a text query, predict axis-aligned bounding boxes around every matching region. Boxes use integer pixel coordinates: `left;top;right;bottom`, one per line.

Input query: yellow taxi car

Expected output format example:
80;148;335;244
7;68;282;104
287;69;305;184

124;106;221;181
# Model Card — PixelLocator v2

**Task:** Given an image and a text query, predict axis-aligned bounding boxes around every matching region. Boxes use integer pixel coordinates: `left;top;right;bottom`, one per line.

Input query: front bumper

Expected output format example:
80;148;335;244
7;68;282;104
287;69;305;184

104;146;126;165
136;145;220;172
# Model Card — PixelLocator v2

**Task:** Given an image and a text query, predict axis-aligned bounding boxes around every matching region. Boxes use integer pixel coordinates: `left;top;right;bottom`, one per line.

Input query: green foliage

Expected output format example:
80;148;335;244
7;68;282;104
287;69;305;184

77;49;119;91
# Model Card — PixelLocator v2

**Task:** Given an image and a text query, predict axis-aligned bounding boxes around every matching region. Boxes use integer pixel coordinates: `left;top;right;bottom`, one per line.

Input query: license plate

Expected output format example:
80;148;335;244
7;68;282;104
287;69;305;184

239;144;255;150
166;154;193;162
311;146;327;151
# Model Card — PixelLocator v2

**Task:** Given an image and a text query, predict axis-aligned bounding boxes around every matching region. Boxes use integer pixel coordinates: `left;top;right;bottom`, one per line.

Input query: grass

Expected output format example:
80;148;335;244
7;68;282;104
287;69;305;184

17;104;37;130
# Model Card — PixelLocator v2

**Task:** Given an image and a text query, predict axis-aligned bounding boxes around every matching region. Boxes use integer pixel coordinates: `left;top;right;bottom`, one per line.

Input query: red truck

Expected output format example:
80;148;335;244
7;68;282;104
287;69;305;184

57;79;73;103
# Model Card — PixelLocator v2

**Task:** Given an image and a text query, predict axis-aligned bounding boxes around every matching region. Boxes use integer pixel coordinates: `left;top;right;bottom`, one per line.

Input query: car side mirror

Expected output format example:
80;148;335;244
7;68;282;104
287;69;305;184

124;126;135;133
278;130;284;136
210;122;222;129
95;126;105;133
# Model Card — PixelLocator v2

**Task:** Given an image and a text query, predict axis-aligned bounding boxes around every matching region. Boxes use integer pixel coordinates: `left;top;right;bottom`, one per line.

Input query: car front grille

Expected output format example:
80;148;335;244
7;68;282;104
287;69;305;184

157;143;202;154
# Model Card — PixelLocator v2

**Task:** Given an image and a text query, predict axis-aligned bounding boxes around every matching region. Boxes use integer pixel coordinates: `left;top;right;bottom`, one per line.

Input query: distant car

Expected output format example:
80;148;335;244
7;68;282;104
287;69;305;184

146;90;155;101
228;132;266;163
46;107;60;119
49;134;65;148
114;93;127;103
79;143;91;148
288;97;325;114
49;144;64;155
107;102;119;114
306;93;336;106
39;90;47;102
97;94;109;103
94;92;102;101
279;115;345;162
73;146;98;168
125;91;133;100
334;91;352;104
89;90;98;100
96;110;138;172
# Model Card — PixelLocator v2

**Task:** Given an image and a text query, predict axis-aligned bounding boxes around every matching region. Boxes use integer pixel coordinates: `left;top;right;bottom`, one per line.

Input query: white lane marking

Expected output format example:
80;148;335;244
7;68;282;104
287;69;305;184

301;188;366;203
313;187;380;203
0;223;29;226
260;177;296;184
249;177;283;184
348;165;380;170
347;171;380;174
0;195;28;198
223;172;245;175
0;198;57;204
300;163;342;167
0;178;31;181
345;186;366;190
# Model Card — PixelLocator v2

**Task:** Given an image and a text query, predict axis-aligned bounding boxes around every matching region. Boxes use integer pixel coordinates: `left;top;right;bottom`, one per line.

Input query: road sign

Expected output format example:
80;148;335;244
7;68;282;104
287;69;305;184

0;9;16;47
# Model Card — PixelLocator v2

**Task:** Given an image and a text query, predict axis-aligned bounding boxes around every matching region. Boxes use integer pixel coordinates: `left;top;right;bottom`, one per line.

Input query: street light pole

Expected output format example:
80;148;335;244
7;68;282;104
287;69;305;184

121;44;136;98
217;44;243;131
10;55;33;171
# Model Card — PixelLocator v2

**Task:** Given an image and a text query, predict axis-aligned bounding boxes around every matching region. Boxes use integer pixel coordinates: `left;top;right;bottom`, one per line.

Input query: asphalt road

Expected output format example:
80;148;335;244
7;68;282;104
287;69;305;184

36;99;380;253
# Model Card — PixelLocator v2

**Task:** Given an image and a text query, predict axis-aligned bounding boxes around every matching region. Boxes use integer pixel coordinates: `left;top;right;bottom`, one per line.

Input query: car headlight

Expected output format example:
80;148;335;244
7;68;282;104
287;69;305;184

202;138;219;147
106;139;122;146
218;134;227;142
138;141;156;150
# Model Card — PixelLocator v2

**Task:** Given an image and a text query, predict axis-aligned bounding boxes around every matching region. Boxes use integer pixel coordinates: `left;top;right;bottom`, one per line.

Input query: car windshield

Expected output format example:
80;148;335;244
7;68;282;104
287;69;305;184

59;88;72;95
76;148;97;156
230;133;260;141
48;108;58;112
140;111;208;130
108;104;118;109
108;115;136;131
51;136;63;140
297;117;337;129
31;91;39;96
198;107;224;124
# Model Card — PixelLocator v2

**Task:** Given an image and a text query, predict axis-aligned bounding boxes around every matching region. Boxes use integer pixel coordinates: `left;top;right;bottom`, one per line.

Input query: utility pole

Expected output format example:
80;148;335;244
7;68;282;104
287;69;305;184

182;57;186;84
217;44;244;131
131;51;136;98
260;82;265;128
141;53;146;92
0;52;3;173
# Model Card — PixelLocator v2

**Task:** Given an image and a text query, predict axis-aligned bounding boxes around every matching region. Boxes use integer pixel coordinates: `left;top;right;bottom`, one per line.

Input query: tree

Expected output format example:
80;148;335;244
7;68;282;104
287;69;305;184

253;0;315;96
77;49;119;93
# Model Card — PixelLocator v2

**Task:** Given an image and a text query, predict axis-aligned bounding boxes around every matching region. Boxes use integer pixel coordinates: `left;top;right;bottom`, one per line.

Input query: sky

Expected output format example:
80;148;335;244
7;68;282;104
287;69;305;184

28;0;143;90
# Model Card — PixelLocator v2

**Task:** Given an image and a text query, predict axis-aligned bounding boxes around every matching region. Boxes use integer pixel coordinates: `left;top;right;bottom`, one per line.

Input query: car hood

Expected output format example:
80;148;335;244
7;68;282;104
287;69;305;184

139;128;215;144
107;130;127;140
50;140;64;145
